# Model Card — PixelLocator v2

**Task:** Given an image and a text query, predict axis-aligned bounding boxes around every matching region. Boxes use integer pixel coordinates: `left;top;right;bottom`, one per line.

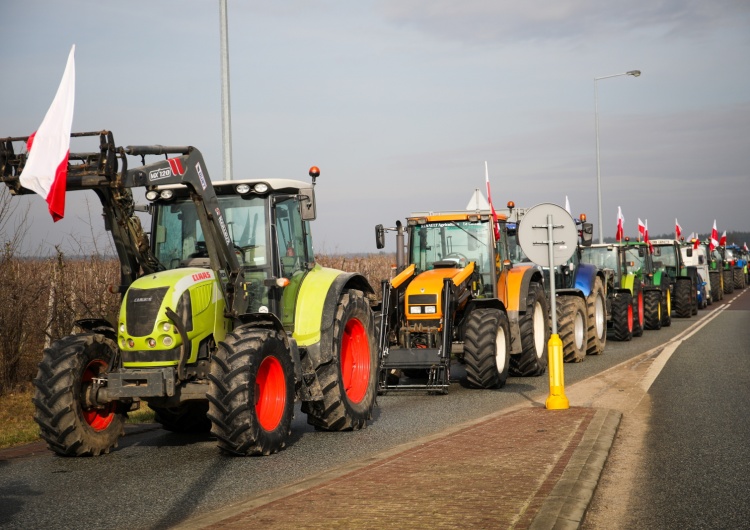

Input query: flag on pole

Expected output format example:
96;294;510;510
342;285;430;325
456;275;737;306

616;206;624;242
565;196;571;215
693;238;700;250
744;242;748;252
637;218;646;241
19;45;76;222
675;218;682;240
719;230;727;247
485;161;500;241
645;219;653;253
710;220;719;251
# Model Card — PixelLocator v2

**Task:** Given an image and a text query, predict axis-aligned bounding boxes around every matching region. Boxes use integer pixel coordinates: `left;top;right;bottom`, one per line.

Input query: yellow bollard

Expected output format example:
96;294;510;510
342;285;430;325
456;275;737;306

545;333;569;410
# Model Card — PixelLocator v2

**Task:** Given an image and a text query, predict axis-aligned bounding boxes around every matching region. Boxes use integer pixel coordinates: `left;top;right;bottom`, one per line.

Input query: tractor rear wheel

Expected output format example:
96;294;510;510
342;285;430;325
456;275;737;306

207;327;295;456
644;289;662;330
510;282;549;377
632;280;644;338
303;289;377;431
733;268;746;289
33;333;126;456
611;292;633;342
586;277;607;355
151;402;211;433
674;278;693;318
723;270;734;294
558;296;587;363
464;308;511;389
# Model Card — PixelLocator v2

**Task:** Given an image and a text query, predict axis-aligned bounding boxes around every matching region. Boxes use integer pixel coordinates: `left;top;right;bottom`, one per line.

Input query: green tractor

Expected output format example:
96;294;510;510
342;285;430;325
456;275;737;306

649;239;696;319
0;131;378;456
580;240;659;341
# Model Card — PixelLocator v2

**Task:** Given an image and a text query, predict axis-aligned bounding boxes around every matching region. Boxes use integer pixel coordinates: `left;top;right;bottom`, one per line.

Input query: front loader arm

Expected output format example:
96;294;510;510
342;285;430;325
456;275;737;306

123;146;245;319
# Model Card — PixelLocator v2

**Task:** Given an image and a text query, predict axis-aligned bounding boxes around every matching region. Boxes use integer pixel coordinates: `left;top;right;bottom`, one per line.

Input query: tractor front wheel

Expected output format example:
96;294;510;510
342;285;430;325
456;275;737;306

464;308;511;389
303;289;377;431
611;292;633;342
585;277;607;355
723;270;734;294
207;327;295;455
33;333;125;456
558;296;587;363
660;282;672;327
644;289;662;330
632;280;644;338
674;278;693;318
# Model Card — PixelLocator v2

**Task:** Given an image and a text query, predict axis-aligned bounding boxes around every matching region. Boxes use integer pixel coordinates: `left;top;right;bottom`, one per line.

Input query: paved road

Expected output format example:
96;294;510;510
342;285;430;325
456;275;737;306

0;304;710;530
583;287;750;529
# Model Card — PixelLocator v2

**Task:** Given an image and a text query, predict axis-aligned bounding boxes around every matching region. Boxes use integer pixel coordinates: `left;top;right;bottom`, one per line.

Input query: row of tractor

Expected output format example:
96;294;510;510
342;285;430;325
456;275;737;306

0;130;743;458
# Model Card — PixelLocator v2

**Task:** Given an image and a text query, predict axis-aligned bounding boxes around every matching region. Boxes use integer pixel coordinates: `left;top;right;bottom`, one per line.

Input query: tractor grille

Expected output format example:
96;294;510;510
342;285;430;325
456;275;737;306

408;294;437;304
126;287;169;336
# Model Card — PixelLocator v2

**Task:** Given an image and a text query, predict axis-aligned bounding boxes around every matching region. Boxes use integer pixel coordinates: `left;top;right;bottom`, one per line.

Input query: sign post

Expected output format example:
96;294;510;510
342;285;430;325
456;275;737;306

517;203;577;410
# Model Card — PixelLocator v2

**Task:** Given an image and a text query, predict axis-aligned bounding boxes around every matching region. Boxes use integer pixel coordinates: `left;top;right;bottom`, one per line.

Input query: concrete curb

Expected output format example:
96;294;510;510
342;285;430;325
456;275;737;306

529;408;622;529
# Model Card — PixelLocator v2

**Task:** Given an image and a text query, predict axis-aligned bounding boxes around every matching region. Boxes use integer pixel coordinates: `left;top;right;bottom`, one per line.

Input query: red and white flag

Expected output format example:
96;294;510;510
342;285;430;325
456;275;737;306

19;45;76;222
675;218;682;240
645;219;653;253
637;218;646;241
744;242;748;252
719;230;727;247
693;238;700;250
485;161;500;241
710;220;719;251
615;206;624;242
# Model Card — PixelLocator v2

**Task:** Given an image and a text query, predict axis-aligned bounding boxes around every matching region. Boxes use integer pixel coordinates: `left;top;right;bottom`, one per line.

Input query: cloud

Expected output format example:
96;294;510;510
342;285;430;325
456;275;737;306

377;0;750;44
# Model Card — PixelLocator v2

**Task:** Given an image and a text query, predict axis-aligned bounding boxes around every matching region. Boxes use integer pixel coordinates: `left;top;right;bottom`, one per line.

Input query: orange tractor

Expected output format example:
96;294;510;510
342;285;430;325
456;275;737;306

374;204;548;393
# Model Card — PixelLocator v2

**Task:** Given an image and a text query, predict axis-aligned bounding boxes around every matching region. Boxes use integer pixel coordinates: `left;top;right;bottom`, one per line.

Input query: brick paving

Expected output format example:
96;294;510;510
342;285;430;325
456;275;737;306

204;407;597;530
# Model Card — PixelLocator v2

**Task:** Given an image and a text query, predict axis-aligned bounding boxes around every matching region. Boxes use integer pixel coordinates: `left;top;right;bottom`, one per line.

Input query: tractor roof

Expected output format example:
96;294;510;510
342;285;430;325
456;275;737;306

407;210;508;223
649;239;679;246
153;178;310;195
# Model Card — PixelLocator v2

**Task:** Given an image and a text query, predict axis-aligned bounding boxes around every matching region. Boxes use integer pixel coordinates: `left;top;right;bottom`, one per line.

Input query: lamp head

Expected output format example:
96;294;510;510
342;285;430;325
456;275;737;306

627;70;641;77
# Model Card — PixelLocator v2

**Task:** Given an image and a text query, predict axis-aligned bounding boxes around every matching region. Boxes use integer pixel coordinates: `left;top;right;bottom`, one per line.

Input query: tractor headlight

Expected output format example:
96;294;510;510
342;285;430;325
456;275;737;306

145;190;159;201
120;323;126;333
161;322;172;332
147;338;157;348
162;336;174;347
160;189;174;200
424;305;437;314
409;306;422;314
253;183;269;193
235;183;251;194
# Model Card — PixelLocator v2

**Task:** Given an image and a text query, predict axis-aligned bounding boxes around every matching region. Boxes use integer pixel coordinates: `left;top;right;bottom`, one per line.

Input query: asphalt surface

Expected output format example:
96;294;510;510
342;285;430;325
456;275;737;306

0;291;742;529
624;290;750;528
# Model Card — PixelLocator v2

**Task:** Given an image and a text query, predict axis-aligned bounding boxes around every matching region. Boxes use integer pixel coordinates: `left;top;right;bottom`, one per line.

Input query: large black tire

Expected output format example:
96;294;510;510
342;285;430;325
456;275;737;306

302;289;378;431
631;280;644;338
709;271;723;301
673;278;693;318
510;282;549;377
151;402;211;433
733;268;746;289
723;270;734;294
33;333;126;456
611;292;633;342
586;278;607;355
643;289;662;330
464;308;511;389
660;282;672;327
207;327;295;456
558;296;587;363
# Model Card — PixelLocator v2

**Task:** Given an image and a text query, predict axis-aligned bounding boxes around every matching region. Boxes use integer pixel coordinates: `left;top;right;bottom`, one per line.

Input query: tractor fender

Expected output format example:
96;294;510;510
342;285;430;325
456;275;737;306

620;273;635;294
72;318;117;342
502;265;544;313
573;263;599;298
555;288;586;302
294;266;374;367
465;297;507;314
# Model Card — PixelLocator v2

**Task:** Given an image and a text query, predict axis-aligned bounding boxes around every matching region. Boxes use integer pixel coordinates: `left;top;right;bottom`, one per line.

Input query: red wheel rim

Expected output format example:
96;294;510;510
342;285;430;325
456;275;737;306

255;356;287;431
341;318;370;404
81;360;115;431
627;304;634;332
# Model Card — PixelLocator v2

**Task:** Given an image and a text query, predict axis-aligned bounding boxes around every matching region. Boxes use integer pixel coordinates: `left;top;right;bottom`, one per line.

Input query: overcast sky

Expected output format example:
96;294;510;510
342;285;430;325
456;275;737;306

2;0;749;255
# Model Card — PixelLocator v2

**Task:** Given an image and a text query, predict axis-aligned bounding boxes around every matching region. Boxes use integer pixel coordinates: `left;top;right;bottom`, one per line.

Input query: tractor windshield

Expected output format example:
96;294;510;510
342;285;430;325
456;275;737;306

652;245;677;268
152;195;269;270
580;246;618;272
622;245;647;275
410;219;493;274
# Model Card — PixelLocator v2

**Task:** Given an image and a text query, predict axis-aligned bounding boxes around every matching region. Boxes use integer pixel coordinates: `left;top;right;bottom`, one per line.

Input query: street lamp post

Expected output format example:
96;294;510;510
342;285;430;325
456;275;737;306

595;70;641;243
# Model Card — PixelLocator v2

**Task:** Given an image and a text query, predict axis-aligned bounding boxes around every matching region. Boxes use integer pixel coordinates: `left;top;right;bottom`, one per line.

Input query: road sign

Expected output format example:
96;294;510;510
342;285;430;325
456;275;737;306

517;203;577;267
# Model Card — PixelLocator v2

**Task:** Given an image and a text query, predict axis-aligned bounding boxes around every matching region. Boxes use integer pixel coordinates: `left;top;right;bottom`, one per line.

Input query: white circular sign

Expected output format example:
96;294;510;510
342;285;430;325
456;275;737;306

517;203;578;266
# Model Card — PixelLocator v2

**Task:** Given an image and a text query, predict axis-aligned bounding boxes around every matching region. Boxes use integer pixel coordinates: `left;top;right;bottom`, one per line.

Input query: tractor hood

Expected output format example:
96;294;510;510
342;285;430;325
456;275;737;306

404;264;474;322
118;268;225;366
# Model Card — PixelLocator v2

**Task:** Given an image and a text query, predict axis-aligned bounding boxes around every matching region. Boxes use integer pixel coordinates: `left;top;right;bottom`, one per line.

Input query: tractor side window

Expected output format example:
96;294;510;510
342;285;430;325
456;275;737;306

274;198;307;279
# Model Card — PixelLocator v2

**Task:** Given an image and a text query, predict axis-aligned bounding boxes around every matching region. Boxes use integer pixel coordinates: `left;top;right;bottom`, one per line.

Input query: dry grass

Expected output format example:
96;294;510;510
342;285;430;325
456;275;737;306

0;386;39;448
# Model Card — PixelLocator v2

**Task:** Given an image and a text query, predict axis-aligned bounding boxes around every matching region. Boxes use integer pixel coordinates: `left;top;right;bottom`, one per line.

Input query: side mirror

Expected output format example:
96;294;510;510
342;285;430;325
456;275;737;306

299;188;316;221
580;222;593;246
375;224;385;249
